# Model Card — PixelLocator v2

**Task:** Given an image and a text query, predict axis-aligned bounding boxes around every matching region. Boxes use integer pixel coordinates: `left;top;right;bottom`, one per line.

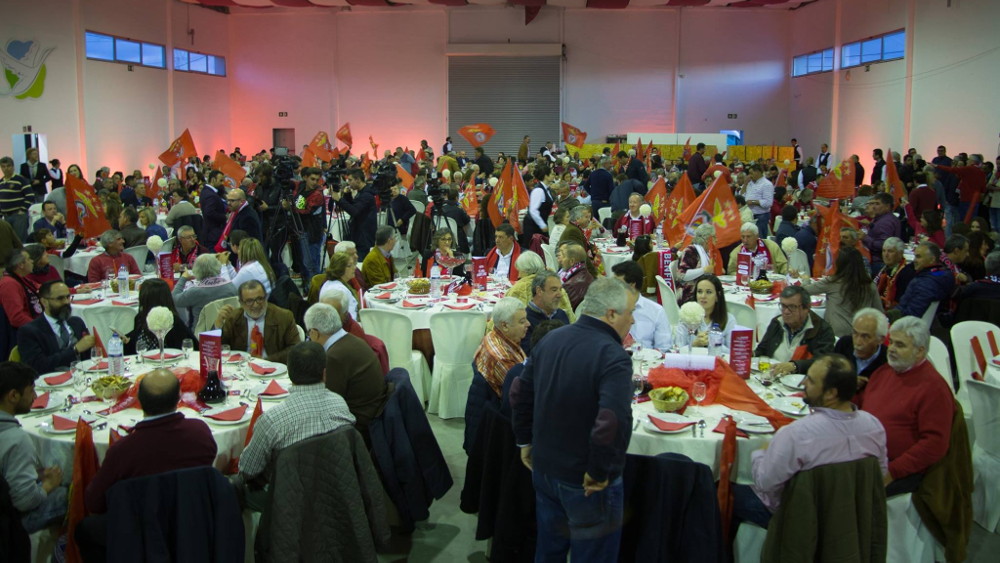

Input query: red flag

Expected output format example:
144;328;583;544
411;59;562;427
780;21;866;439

461;170;480;219
561;122;587;147
673;176;742;248
65;175;112;238
644;177;669;223
301;148;316;168
395;163;414;189
335;123;352;147
506;162;530;233
157;128;197;167
645;139;654;170
682;136;692;161
635;138;645;161
814;160;855;199
66;420;100;563
487;161;512;228
212;150;247;191
717;415;737;542
148;166;164;200
661;173;697;245
812;201;843;277
307;131;334;161
369;135;379;158
458;123;496;148
612;140;621;158
707;238;725;275
774;168;788;188
885;148;905;208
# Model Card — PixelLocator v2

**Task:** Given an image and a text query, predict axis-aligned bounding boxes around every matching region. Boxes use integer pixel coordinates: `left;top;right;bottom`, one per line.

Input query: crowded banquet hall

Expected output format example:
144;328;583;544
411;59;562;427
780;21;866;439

3;0;1000;561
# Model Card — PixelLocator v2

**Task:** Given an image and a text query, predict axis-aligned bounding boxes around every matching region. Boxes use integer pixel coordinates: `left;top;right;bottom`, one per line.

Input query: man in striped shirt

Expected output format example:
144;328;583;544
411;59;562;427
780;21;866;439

0;156;33;241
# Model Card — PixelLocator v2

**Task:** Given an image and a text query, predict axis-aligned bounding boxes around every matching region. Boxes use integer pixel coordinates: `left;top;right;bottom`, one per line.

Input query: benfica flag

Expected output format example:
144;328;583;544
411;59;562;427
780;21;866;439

487;160;529;230
682;136;692;161
301;148;317;168
308;131;335;161
158;128;197;168
815;160;855;199
369;135;379;158
561;122;587;147
148;166;164;200
416;146;426;162
487;161;512;228
461;171;480;218
885;148;905;208
611;140;621;158
812;201;844;277
213;150;247;190
644;177;669;224
395;162;414;189
336;123;353;147
65;174;112;238
674;176;742;248
661;173;697;245
458;123;496;148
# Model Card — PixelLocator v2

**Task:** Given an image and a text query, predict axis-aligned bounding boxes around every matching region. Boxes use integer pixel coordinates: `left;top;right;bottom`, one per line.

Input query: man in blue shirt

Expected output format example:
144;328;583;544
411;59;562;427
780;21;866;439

31;201;66;238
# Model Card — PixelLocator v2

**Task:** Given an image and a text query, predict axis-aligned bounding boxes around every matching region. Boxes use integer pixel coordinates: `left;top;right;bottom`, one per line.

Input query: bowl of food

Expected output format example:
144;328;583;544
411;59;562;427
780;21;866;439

648;386;689;413
109;278;139;293
748;279;774;295
407;278;431;295
91;375;132;401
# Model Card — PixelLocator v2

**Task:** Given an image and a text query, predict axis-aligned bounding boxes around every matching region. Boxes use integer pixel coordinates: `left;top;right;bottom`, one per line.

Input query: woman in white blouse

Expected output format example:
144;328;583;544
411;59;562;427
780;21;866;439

318;252;359;321
228;238;275;297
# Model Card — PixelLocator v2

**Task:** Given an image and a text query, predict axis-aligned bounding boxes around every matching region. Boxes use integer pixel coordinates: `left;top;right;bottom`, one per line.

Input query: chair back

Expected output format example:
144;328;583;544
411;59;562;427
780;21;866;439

359;309;415;370
173;213;203;240
160;236;176;254
77;306;138;347
410;200;425;214
921;300;940;325
123;245;151;270
967;380;1000;458
951;320;1000;411
47;253;65;280
195;296;240;334
727;302;758;343
597;206;613;227
927;336;955;394
655;275;680;325
429;311;487;364
540;243;558;270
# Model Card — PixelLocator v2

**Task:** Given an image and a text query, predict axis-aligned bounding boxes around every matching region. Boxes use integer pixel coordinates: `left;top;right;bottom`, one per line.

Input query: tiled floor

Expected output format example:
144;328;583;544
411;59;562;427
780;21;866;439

379;413;1000;562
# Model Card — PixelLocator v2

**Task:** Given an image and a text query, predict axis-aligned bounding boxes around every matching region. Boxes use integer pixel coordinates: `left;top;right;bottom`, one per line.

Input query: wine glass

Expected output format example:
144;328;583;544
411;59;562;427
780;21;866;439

758;356;772;374
73;365;89;400
181;339;194;360
632;374;645;406
221;345;231;363
692;381;707;411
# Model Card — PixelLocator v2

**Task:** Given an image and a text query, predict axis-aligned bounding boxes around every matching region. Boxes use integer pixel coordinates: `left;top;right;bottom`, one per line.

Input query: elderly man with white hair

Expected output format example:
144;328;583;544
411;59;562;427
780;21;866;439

727;222;788;275
86;229;141;282
779;308;888;388
613;193;655;239
172;253;238;328
856;316;955;495
474;297;529;398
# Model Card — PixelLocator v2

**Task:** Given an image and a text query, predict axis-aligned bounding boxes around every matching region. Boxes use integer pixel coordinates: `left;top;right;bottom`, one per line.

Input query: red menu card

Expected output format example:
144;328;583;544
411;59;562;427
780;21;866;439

736;253;752;286
158;252;174;280
472;257;488;290
730;327;754;379
199;329;222;382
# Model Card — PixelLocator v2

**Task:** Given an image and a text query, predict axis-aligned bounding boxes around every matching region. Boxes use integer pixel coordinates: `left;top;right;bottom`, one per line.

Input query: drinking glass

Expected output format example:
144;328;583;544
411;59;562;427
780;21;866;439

135;341;148;365
758;356;772;373
692;382;707;407
632;374;645;405
221;345;231;362
73;366;88;399
182;339;194;360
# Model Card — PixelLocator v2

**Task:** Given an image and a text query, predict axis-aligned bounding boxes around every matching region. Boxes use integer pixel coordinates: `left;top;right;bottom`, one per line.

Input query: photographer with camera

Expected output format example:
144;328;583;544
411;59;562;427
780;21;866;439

252;162;284;263
331;169;377;258
282;167;326;284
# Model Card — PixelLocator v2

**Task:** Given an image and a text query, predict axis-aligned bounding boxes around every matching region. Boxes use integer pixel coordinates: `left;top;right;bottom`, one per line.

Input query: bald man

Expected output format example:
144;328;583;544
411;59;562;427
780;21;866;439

223;188;262;243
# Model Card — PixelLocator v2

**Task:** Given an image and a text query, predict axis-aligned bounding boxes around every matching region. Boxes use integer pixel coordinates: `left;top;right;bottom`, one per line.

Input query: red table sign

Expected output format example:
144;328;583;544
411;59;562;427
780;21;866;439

736;253;751;286
158;252;174;280
472;257;488;290
730;327;754;379
199;329;222;382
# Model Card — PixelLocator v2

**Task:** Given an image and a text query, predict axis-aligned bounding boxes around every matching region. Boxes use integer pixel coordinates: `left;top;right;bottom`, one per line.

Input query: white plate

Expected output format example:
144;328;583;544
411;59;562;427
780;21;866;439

731;411;774;434
643;413;696;434
81;359;109;373
201;406;252;425
142;348;184;362
247;361;288;378
779;374;807;391
632;348;664;363
31;391;67;413
772;396;810;417
718;275;737;283
39;371;74;388
37;414;98;434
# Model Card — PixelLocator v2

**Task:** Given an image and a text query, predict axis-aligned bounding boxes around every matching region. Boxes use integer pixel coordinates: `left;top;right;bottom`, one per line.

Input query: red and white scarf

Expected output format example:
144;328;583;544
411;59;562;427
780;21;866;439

215;201;247;252
559;262;585;282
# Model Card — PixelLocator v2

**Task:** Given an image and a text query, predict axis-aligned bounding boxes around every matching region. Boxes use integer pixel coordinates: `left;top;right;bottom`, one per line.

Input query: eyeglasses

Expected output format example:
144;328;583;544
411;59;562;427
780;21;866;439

779;303;803;312
241;297;266;306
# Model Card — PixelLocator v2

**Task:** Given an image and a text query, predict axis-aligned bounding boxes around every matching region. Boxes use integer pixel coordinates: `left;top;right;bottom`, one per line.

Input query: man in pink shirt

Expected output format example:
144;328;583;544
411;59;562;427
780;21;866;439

733;353;888;527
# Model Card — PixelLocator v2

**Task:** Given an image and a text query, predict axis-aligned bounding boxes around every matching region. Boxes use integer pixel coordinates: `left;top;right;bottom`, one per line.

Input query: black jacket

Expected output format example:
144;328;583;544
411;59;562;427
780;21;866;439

463;367;501;454
626;157;649;185
796;335;887;387
17;314;90;373
199;185;227;249
19;162;51;198
369;369;453;533
339;186;378;257
232;205;262;241
389;195;416;236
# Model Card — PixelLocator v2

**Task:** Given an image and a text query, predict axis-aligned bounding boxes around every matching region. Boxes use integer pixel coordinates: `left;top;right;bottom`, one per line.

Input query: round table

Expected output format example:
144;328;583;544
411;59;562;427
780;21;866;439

719;277;827;336
23;353;291;477
63;248;104;277
594;238;671;277
362;278;505;331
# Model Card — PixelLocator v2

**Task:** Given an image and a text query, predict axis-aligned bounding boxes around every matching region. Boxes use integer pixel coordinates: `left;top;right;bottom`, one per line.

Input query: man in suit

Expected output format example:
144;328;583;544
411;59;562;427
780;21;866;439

361;226;397;287
17;280;95;373
304;303;387;436
19;148;51;203
215;279;301;364
222;188;262;244
518;135;531;164
331;169;377;258
118;206;149;248
624;150;649;185
200;170;228;251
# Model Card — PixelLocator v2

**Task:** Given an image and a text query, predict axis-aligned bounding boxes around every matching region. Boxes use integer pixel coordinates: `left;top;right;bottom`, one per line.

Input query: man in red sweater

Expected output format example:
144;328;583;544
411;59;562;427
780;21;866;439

856;316;953;496
934;154;986;223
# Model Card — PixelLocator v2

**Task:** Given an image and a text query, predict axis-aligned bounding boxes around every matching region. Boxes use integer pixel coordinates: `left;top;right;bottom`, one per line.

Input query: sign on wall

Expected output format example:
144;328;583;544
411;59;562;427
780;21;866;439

0;39;54;99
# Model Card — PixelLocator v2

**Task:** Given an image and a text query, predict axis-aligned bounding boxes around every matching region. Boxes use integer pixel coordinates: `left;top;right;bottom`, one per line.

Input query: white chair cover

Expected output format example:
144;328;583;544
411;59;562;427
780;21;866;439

967;379;1000;532
920;300;940;326
28;203;43;227
295;324;305;343
77;306;137;348
540;243;558;271
655;275;680;326
359;309;430;405
47;254;65;280
410;200;425;214
886;493;942;563
124;245;151;272
427;311;487;419
786;249;810;276
927;336;954;394
160;236;176;254
597;206;612;226
951;321;1000;413
195;296;240;334
728;301;758;344
733;521;766;563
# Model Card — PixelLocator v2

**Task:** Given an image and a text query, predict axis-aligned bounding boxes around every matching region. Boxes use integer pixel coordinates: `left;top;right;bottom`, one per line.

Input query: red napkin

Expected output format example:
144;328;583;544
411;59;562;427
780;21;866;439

379;283;397;290
72;299;102;305
754;295;778;302
205;404;248;421
444;302;475;310
227;353;244;362
250;363;276;375
261;380;287;396
992;357;1000;367
374;292;392;299
44;372;72;385
88;361;109;371
402;300;425;308
636;395;651;404
52;414;80;431
32;392;50;410
144;352;181;360
456;284;473;296
811;299;824;307
788;392;805;398
112;300;137;306
713;419;749;439
647;415;695;432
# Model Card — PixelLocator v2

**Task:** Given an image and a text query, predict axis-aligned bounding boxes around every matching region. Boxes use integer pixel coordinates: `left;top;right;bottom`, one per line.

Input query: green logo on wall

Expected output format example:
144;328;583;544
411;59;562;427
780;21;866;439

0;39;54;99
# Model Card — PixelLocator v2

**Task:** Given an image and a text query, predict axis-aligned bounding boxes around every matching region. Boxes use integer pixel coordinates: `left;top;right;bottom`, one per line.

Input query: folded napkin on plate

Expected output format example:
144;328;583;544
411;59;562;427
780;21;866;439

444;302;475;310
456;284;473;296
44;371;72;385
378;283;397;290
788;391;805;398
648;415;695;432
713;419;749;438
88;361;109;371
205;404;248;421
72;299;102;305
250;363;276;375
144;352;181;360
52;414;81;431
636;395;651;404
261;380;287;396
112;300;138;307
811;299;824;307
402;300;425;308
32;392;50;410
373;292;392;299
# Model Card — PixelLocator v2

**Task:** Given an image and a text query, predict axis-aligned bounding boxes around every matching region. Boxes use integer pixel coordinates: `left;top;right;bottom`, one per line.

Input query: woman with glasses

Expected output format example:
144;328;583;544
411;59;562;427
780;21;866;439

422;227;465;276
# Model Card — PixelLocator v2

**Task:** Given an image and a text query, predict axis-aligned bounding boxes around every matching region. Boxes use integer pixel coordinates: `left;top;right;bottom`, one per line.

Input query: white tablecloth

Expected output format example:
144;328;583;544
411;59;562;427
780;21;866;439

362;278;505;331
63;248;104;277
721;280;827;336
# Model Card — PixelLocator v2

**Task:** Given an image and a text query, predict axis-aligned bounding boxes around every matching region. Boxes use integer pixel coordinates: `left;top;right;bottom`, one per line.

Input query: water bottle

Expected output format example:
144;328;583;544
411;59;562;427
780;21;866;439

655;226;664;247
66;227;75;242
107;332;124;376
429;265;442;299
708;323;725;356
117;264;129;299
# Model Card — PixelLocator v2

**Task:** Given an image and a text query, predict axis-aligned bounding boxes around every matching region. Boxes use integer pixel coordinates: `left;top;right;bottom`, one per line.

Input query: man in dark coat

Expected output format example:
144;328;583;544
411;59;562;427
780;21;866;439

200;170;228;250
